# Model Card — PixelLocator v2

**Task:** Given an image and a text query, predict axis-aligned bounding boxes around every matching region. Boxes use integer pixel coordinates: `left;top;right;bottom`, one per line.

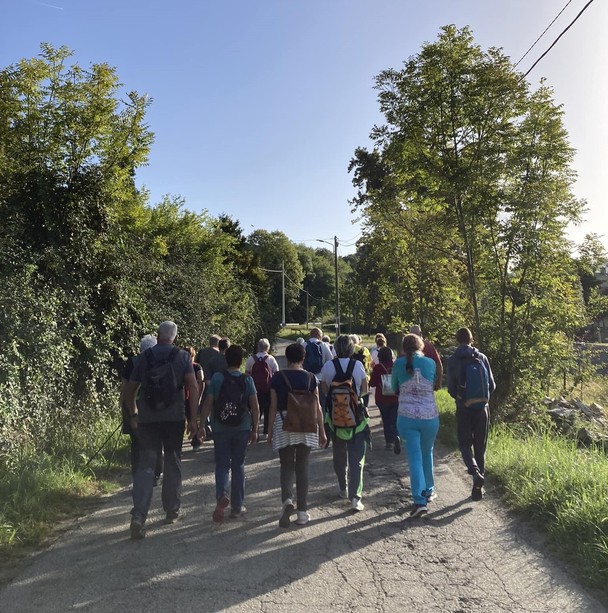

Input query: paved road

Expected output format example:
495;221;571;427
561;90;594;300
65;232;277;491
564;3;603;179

1;340;604;612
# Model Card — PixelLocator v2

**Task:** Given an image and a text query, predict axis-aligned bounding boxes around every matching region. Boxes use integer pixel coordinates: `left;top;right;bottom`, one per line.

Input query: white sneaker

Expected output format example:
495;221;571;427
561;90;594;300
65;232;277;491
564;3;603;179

351;498;364;512
295;511;310;525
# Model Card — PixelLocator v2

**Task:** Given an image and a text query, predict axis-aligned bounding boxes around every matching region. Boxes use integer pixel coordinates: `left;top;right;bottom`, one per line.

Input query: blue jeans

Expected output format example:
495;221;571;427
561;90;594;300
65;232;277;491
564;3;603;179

131;420;185;520
397;415;439;505
377;402;398;446
213;429;250;511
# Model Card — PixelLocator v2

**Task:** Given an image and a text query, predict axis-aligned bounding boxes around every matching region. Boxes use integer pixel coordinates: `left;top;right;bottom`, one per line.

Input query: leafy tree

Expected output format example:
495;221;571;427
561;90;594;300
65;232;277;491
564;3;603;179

349;26;586;414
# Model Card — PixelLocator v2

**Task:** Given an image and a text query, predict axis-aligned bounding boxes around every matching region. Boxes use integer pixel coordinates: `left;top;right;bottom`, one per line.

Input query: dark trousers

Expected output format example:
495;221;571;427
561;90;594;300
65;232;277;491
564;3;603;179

131;420;185;520
456;405;489;475
332;427;369;500
258;392;271;434
213;429;250;511
377;402;398;445
127;432;162;478
278;444;311;511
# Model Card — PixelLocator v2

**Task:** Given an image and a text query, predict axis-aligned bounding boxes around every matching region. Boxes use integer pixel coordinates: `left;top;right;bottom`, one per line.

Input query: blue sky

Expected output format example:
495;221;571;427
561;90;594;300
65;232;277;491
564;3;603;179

2;0;606;255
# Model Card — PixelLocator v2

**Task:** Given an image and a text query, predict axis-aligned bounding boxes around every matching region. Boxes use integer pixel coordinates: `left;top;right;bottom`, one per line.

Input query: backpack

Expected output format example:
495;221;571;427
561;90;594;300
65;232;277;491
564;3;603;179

279;371;318;433
303;340;324;374
326;359;366;429
215;373;250;426
251;355;272;393
142;347;182;411
457;351;490;409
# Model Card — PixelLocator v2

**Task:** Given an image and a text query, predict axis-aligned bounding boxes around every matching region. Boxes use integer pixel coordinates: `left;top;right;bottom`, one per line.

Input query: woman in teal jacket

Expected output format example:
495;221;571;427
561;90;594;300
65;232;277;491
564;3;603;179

391;333;439;517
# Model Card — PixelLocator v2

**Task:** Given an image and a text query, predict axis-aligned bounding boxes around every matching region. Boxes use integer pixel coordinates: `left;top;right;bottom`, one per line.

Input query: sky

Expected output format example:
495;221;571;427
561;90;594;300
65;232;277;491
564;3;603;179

2;0;606;256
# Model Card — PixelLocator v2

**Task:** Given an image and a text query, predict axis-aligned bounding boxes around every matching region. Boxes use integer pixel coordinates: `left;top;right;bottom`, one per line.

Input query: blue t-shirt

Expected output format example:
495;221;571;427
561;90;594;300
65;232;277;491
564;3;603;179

208;370;256;432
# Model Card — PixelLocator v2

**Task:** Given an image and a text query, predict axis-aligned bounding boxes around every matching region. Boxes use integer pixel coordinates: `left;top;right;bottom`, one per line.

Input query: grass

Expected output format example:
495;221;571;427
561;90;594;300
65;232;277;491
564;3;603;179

0;418;128;557
434;389;608;591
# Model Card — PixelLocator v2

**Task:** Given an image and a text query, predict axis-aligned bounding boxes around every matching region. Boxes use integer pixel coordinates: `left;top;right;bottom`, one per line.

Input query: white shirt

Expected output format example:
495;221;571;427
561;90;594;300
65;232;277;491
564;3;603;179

245;352;280;375
319;358;367;395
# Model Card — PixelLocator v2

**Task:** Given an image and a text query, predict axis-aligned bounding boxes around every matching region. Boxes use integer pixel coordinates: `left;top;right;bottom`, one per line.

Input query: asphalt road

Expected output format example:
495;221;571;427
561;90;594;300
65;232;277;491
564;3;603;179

0;340;604;612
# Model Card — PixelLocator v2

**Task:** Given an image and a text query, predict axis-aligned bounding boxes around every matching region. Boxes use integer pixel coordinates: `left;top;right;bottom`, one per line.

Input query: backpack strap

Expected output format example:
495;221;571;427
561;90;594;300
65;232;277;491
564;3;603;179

332;358;344;377
280;370;293;391
345;358;356;379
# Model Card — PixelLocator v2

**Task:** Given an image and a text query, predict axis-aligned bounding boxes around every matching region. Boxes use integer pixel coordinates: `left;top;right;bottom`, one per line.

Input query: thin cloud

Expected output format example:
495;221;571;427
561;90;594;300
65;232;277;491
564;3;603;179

34;1;65;9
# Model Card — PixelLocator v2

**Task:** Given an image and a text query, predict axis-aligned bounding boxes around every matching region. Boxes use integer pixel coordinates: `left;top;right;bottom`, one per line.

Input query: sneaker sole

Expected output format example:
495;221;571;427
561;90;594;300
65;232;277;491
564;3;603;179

279;503;295;528
212;496;230;522
409;508;428;518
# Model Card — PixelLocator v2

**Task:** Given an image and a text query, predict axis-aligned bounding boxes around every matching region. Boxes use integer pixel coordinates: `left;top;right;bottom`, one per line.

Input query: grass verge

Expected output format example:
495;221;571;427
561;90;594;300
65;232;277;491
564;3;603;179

435;389;608;591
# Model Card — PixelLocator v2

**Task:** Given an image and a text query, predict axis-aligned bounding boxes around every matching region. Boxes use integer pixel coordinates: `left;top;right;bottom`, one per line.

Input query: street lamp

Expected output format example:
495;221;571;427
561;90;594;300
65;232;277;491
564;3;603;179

317;236;340;336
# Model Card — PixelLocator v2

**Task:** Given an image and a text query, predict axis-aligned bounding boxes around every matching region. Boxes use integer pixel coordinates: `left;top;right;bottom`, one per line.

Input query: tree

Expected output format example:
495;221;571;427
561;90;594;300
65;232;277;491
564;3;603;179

349;26;586;414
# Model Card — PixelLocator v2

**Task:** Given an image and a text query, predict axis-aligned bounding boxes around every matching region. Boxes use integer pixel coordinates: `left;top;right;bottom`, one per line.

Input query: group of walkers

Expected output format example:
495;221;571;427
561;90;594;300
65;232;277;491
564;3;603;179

120;321;495;539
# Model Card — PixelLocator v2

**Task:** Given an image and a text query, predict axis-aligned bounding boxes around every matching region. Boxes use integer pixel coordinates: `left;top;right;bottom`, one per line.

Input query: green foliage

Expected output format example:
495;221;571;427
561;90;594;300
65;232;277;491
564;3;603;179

348;25;587;415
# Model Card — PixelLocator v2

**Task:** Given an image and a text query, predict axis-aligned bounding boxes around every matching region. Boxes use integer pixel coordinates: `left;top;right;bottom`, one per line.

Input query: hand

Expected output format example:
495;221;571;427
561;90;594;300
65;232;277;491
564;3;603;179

197;425;206;442
249;430;258;445
267;433;273;446
318;431;327;448
129;414;138;430
187;418;197;437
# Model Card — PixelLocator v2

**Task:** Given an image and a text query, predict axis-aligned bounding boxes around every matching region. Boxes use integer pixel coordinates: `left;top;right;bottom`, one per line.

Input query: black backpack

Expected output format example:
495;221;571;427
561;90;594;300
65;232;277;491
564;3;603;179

142;346;182;411
215;373;250;426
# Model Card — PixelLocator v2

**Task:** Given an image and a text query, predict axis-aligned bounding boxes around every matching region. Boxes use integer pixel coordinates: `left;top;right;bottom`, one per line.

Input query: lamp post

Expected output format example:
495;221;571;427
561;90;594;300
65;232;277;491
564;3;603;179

317;236;340;336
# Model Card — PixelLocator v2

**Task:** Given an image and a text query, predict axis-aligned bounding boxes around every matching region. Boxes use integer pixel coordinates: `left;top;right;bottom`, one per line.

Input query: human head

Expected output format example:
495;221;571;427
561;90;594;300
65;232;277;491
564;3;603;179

409;325;422;337
402;333;424;356
334;334;355;358
375;333;387;348
321;335;331;344
225;344;243;368
184;346;196;360
139;334;157;353
157;321;178;343
209;334;221;348
309;327;322;340
378;346;393;363
257;338;270;353
285;342;305;365
456;327;473;345
296;337;306;346
218;338;231;353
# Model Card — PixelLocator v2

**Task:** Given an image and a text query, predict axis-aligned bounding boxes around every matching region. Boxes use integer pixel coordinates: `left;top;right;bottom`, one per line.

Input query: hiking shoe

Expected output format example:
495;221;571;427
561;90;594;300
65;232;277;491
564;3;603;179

409;504;428;518
130;517;146;540
229;506;247;519
338;488;348;499
212;495;230;523
393;437;401;455
295;511;310;525
351;497;364;512
164;511;179;525
423;490;437;503
472;472;485;501
279;500;295;528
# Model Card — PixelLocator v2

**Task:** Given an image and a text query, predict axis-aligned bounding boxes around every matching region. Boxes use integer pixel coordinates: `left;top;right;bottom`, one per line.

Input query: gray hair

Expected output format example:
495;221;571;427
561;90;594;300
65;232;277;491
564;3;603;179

334;334;355;358
349;334;361;346
139;334;157;353
158;321;178;342
257;338;270;352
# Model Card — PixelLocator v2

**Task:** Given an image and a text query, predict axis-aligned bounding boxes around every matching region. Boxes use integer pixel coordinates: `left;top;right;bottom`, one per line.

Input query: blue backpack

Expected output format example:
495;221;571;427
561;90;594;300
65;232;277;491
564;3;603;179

303;340;324;374
457;351;490;409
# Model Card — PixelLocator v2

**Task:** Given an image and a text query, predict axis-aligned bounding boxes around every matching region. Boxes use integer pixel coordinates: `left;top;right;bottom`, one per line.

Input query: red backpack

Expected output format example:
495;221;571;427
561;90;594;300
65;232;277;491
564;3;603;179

251;355;272;393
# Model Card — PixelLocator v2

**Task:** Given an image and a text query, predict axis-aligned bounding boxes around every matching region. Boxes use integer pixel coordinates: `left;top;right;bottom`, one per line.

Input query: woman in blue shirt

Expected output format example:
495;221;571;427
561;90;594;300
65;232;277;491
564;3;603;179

391;333;439;517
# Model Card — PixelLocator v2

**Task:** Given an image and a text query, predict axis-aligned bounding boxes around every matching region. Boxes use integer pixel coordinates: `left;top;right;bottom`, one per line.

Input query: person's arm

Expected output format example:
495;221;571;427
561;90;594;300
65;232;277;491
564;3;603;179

267;389;278;446
434;356;444;391
314;386;327;447
483;356;496;395
123;379;140;429
390;361;399;395
244;356;254;375
248;392;259;444
446;357;458;399
195;368;205;401
184;372;199;437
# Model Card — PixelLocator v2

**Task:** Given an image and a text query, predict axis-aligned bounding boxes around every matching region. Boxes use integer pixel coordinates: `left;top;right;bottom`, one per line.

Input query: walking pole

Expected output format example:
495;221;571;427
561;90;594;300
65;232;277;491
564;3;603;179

85;423;122;468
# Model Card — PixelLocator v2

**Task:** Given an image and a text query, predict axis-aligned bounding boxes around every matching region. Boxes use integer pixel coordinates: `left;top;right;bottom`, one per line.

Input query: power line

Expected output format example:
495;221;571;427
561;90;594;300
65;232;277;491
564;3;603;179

524;0;597;77
514;0;575;68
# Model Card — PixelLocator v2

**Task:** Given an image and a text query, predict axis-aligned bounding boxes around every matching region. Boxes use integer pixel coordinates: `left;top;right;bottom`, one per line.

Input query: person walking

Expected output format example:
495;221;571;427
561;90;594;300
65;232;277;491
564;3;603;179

267;343;326;527
391;333;439;518
320;335;369;512
123;321;199;539
245;338;280;440
446;327;495;501
199;344;260;522
369;346;400;453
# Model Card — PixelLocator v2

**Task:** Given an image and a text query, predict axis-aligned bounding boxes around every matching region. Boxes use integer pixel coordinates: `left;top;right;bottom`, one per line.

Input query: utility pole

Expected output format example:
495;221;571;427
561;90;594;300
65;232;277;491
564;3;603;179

334;235;340;336
281;260;286;328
